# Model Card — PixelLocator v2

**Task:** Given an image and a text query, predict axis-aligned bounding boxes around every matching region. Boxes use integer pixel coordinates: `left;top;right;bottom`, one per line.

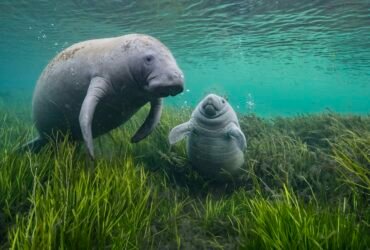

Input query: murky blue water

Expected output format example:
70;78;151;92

0;0;369;116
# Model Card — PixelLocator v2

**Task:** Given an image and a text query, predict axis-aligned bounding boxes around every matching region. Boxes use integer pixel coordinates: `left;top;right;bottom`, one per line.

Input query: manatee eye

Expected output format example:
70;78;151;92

144;55;154;65
222;99;226;104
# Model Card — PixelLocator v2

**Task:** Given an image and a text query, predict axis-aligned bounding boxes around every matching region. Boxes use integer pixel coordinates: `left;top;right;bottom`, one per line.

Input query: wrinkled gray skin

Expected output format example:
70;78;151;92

169;94;246;180
22;34;184;160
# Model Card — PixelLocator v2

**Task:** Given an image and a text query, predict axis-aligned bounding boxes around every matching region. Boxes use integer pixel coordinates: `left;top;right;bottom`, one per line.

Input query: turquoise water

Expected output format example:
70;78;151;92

0;0;369;115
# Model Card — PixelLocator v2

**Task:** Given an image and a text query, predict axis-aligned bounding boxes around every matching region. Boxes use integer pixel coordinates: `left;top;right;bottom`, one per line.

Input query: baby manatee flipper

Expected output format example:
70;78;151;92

18;136;48;153
168;121;193;145
79;77;112;160
131;98;163;143
227;123;247;151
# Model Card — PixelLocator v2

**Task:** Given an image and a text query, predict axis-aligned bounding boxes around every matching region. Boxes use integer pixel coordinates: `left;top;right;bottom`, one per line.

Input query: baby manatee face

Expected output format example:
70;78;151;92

127;35;184;98
199;94;228;118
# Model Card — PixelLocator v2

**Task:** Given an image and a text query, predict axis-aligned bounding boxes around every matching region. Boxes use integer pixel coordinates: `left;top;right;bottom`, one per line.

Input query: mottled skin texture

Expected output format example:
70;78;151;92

169;94;246;180
24;34;184;159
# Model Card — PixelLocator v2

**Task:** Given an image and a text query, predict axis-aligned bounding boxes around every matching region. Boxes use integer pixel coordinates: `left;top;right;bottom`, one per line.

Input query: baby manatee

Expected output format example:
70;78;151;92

21;34;184;159
169;94;246;180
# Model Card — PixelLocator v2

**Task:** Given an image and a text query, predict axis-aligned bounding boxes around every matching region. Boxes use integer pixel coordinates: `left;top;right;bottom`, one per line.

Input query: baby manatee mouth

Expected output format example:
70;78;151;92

203;103;217;116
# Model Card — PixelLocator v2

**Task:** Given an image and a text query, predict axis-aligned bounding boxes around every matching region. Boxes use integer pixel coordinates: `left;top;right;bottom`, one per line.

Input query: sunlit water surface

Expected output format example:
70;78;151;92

0;0;369;115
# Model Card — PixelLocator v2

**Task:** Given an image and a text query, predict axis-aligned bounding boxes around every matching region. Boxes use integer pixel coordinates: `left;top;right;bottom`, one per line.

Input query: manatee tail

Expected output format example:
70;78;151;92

17;137;48;153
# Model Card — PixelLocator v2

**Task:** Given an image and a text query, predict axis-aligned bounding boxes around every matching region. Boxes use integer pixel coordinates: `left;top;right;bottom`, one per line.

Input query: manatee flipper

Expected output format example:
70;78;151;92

131;98;163;143
18;136;48;153
168;121;193;145
227;123;247;151
79;77;112;160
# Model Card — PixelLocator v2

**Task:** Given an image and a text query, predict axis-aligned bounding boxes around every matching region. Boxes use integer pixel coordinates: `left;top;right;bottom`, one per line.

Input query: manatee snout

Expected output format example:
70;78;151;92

201;94;224;116
204;105;217;116
148;70;184;97
163;84;184;97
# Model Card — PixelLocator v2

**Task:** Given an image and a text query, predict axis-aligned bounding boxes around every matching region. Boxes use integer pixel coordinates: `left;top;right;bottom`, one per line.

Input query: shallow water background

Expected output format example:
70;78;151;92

0;0;369;115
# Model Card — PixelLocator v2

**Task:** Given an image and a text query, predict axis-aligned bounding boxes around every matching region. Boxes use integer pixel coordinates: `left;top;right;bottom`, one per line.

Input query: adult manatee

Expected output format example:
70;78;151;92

169;94;246;180
22;34;184;159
